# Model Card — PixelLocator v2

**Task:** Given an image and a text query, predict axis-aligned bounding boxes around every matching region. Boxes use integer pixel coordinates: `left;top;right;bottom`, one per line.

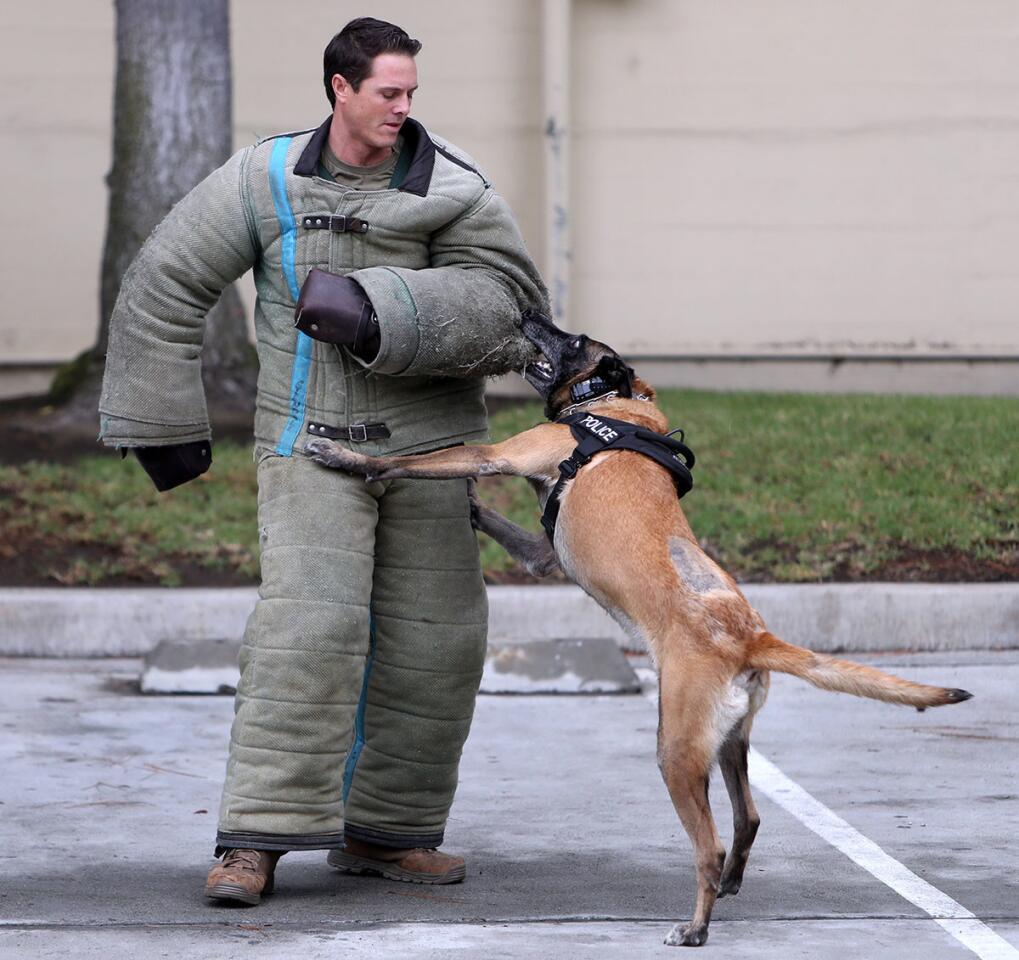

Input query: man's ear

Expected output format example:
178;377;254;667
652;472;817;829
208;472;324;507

332;73;352;104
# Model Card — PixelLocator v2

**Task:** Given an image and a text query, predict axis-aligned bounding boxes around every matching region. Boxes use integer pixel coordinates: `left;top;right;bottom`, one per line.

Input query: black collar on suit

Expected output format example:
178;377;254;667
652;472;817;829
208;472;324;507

293;116;435;197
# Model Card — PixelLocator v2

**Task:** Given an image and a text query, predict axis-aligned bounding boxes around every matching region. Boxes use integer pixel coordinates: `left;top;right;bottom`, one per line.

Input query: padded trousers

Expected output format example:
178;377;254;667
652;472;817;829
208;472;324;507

216;453;488;851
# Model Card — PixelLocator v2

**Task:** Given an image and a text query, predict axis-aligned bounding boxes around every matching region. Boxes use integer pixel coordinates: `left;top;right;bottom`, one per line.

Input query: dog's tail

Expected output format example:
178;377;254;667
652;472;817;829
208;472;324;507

744;631;972;708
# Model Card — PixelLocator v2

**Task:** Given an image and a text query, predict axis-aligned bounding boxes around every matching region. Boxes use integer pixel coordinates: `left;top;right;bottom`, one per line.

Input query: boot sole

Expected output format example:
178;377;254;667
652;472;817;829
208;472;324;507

326;850;466;885
204;881;267;906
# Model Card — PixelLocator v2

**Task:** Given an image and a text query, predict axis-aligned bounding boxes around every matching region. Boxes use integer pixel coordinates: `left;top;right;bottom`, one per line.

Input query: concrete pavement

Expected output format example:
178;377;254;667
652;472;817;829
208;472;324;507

2;650;1017;958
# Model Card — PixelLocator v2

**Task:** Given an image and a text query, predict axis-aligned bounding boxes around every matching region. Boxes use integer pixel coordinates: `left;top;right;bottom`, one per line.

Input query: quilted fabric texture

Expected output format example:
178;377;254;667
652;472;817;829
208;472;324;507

101;119;538;850
99;126;548;456
217;455;487;844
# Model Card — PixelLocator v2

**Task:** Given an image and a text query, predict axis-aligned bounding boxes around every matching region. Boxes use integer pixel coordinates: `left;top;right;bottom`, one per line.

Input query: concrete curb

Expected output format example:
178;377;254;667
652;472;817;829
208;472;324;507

1;583;1017;657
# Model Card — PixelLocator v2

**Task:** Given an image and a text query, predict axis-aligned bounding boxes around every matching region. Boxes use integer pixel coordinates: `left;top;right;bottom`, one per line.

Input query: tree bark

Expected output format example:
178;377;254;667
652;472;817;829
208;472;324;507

55;0;255;420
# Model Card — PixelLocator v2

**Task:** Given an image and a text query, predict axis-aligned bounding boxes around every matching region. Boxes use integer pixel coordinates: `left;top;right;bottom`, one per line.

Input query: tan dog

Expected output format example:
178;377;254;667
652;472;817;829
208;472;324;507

307;312;972;948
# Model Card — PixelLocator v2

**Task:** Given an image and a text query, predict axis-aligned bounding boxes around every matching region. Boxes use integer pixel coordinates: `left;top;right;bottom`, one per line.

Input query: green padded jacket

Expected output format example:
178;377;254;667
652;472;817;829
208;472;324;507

99;116;548;457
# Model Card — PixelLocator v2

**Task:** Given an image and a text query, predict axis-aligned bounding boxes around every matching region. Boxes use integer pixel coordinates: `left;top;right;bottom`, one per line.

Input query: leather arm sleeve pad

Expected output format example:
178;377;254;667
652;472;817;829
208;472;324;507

293;269;380;361
133;440;212;492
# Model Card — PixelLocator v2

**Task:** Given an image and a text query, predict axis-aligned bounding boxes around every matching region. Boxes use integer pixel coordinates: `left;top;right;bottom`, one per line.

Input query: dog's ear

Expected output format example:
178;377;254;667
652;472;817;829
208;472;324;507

595;353;635;398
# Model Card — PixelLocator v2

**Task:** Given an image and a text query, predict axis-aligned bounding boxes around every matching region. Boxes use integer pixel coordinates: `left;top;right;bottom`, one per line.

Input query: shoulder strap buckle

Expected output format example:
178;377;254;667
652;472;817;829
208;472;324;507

301;214;370;234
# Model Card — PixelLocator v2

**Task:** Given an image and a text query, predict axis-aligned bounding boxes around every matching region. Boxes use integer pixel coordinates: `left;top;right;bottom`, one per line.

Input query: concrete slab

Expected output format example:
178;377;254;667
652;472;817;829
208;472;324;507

1;653;1016;958
140;637;240;694
481;636;641;694
138;636;640;695
3;583;1018;657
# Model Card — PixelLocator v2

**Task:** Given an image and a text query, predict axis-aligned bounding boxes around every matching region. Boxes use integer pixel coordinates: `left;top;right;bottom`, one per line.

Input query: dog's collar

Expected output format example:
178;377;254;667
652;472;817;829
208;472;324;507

572;374;613;403
556;390;619;421
555;390;652;422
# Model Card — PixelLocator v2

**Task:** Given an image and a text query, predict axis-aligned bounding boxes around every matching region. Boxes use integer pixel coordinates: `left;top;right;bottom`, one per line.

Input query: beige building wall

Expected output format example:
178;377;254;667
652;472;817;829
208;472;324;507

1;1;1017;397
571;0;1019;364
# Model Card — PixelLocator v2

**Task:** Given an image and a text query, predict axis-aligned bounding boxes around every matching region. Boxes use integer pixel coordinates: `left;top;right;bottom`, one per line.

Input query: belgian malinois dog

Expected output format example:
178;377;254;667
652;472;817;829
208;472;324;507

307;312;972;947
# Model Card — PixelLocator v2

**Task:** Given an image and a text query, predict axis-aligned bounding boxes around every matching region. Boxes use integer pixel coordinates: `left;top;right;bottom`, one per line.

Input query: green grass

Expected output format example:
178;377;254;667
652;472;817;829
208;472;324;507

1;390;1016;586
0;445;260;587
478;391;1019;582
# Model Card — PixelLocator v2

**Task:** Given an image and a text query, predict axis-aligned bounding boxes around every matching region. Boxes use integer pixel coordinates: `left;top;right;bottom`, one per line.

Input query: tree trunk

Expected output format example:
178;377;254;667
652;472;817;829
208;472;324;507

54;0;255;421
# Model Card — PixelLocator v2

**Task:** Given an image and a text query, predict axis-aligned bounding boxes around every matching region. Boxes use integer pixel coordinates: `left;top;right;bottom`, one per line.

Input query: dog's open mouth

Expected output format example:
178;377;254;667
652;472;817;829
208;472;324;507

524;356;555;383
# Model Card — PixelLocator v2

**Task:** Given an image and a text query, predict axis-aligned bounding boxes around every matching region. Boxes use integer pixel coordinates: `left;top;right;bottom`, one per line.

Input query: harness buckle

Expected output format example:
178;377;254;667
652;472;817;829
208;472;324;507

558;458;579;479
348;423;369;443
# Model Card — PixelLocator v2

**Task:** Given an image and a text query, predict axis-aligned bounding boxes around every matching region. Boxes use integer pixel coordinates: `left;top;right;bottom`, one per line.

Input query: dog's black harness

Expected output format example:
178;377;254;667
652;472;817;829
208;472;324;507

540;411;696;541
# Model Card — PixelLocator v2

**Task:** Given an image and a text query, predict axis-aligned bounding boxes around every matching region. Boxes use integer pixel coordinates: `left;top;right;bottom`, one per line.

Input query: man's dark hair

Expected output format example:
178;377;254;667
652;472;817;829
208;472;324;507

324;17;422;105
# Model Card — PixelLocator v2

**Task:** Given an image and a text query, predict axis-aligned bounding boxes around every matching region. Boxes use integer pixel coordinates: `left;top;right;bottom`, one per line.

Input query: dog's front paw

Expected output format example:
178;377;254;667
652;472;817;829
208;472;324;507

305;440;372;476
664;921;709;947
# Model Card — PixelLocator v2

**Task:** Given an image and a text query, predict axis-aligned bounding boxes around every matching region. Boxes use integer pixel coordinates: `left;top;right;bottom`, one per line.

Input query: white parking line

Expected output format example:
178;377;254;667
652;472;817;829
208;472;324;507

748;749;1019;960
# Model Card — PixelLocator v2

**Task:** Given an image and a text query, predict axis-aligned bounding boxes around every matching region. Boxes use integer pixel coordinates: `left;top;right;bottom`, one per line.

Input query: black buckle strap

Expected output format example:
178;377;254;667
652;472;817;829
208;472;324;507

540;413;696;542
558;457;580;480
633;427;696;470
301;214;370;234
306;421;390;443
540;453;589;539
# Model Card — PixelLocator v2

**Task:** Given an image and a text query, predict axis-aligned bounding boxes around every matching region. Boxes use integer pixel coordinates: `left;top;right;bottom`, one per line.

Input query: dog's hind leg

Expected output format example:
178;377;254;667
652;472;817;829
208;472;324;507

717;670;768;898
717;723;760;898
658;664;729;948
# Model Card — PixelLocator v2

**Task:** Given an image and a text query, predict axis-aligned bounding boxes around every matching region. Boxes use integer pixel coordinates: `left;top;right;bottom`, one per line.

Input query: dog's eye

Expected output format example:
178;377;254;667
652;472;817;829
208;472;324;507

570;338;582;348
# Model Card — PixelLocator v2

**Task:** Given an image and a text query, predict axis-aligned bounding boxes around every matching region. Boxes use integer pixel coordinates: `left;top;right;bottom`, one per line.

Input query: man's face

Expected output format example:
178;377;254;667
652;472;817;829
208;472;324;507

333;53;418;153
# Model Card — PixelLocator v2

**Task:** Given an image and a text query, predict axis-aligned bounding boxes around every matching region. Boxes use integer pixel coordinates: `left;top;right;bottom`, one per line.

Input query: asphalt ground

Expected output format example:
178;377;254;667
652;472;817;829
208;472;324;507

1;651;1017;958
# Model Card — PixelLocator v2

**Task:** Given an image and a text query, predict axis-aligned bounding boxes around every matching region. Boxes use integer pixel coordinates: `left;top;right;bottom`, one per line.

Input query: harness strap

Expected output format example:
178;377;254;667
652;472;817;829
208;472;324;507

540;412;695;542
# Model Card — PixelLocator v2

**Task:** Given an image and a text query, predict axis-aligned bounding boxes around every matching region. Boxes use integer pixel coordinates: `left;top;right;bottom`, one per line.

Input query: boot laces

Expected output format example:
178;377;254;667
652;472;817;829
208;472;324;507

222;848;264;872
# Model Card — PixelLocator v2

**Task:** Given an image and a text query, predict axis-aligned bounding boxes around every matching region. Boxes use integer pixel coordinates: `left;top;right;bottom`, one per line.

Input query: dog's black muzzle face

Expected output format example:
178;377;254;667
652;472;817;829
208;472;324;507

519;311;634;418
520;312;584;397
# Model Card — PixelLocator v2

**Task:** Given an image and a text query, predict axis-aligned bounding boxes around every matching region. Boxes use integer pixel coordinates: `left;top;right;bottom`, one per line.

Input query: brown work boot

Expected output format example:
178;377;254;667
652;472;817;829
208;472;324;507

326;838;466;885
205;848;283;905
